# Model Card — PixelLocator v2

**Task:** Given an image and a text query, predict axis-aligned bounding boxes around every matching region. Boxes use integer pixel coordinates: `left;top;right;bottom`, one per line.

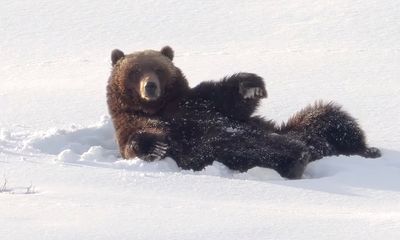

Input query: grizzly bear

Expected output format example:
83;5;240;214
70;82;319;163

106;46;381;179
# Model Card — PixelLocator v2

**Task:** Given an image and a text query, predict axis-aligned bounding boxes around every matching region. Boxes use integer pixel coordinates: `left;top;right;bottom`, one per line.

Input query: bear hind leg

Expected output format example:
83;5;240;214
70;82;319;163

216;134;311;179
281;101;381;159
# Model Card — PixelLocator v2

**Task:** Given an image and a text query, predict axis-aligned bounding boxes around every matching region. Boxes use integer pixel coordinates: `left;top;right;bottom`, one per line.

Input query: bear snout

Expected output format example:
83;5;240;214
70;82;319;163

139;73;161;101
145;82;157;97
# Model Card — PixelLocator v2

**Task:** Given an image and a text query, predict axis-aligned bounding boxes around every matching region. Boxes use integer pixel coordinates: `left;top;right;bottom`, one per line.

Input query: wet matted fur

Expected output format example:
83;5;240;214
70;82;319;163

107;46;380;179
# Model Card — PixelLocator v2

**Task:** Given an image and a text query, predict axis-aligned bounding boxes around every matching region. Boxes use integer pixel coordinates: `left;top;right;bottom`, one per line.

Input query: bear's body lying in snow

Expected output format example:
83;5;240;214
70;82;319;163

107;46;380;179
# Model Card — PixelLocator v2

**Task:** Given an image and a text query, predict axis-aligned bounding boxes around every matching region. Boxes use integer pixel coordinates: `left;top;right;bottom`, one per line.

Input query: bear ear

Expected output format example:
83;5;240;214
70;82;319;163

160;46;174;60
111;49;125;66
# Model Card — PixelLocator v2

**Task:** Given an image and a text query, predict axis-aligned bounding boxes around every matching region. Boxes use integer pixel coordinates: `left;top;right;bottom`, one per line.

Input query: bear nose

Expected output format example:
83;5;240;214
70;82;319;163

145;82;157;96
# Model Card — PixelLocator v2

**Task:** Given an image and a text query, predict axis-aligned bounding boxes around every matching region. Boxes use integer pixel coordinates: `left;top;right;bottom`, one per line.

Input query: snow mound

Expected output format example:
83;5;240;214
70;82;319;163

24;116;284;181
26;115;117;155
21;116;398;184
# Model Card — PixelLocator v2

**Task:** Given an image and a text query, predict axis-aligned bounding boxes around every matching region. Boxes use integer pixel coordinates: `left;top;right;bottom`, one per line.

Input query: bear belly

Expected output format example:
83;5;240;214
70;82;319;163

163;98;310;179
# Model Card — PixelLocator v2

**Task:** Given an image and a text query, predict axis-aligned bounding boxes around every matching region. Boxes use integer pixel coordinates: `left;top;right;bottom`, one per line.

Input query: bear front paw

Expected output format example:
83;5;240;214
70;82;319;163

142;141;169;161
128;133;169;161
237;73;267;100
241;87;266;99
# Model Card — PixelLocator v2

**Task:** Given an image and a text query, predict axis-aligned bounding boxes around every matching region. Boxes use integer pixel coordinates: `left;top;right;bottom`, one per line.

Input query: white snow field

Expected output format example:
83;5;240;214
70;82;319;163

1;0;400;239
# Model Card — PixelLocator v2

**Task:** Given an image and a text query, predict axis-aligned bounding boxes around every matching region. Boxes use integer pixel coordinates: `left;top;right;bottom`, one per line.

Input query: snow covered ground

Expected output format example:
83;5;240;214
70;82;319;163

1;0;400;239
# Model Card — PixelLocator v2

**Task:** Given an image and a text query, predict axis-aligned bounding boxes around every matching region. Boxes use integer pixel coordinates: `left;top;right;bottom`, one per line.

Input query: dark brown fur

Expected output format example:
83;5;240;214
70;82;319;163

278;101;381;160
107;47;189;159
107;46;381;179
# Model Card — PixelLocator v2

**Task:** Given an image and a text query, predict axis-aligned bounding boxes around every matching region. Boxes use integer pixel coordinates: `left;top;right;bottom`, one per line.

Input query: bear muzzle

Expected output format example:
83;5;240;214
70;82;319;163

139;73;161;101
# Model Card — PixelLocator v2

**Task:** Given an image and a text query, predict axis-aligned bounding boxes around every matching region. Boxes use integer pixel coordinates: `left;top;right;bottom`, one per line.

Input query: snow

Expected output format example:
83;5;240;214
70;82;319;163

1;0;400;239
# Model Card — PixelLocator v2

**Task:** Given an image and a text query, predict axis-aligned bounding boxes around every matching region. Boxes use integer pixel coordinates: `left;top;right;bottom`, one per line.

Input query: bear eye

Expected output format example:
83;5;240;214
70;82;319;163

129;68;141;78
155;68;164;75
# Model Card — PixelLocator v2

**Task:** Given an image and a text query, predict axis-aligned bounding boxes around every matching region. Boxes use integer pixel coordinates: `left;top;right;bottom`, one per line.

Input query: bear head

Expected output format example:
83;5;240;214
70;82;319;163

108;46;189;114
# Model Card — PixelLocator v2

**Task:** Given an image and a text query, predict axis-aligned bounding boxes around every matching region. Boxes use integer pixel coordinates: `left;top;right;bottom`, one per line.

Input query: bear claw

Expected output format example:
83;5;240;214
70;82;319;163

242;87;266;99
144;141;168;161
238;74;267;100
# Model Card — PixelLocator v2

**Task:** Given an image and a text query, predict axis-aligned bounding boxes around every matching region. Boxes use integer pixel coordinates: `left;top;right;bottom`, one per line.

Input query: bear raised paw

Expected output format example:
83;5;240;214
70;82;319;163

106;46;381;179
